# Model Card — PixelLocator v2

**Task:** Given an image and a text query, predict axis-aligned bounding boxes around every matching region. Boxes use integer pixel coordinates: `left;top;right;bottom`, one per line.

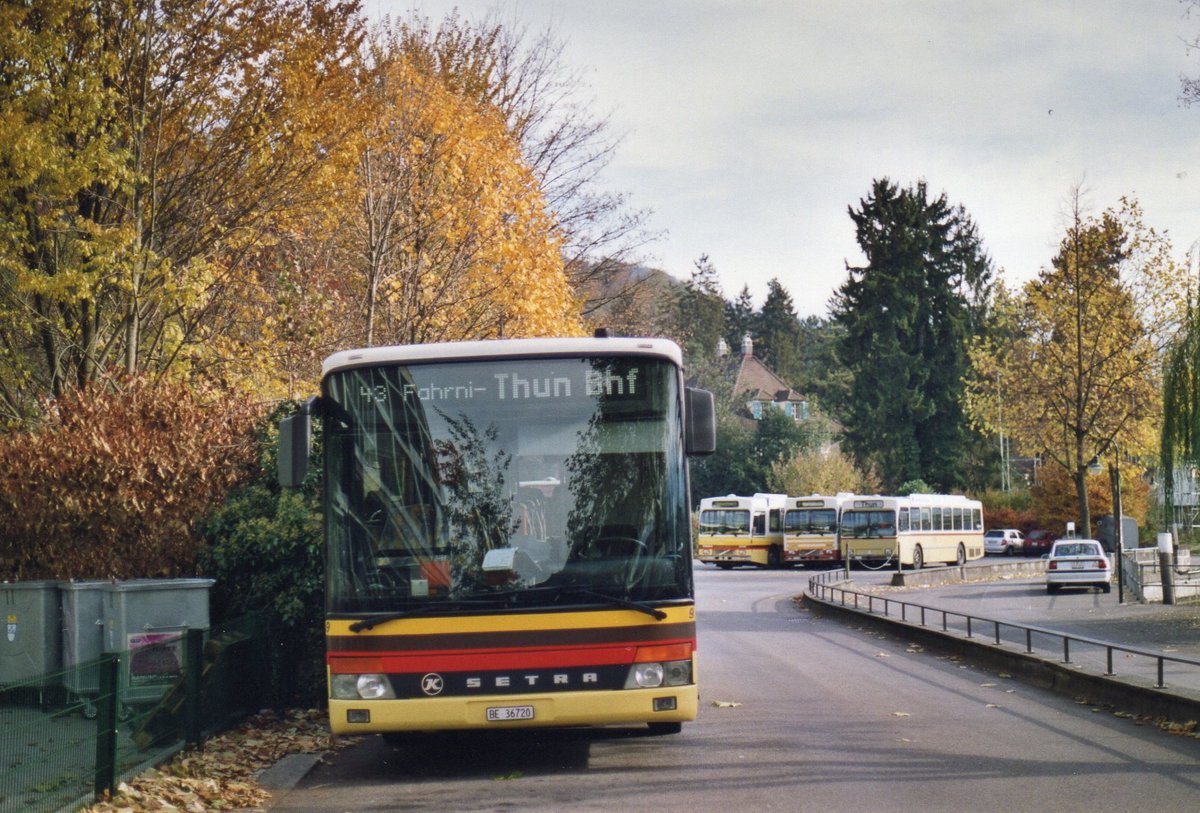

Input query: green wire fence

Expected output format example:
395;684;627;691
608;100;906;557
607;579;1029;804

0;614;269;813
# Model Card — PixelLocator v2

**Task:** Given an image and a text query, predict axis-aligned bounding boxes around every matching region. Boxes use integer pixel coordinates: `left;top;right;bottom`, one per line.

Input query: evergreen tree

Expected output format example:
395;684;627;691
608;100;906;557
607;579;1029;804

831;178;993;492
753;278;804;383
725;285;756;353
793;315;850;418
671;254;727;363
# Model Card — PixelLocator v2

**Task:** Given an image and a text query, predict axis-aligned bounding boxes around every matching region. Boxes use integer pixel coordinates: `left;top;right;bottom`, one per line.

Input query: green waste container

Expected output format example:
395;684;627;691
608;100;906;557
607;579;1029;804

0;581;62;688
60;580;111;712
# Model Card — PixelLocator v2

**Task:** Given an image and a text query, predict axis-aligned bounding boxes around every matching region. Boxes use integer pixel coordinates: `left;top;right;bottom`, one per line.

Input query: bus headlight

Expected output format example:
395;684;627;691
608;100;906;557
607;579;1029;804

625;660;691;689
331;673;396;700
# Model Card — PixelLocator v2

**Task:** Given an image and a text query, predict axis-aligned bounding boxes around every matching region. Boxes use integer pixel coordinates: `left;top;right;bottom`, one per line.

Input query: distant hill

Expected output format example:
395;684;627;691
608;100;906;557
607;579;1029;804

577;262;685;337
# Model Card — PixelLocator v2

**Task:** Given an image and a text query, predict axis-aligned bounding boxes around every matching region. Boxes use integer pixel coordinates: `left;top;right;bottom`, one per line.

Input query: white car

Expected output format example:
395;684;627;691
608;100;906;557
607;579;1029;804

1045;539;1112;594
984;528;1024;555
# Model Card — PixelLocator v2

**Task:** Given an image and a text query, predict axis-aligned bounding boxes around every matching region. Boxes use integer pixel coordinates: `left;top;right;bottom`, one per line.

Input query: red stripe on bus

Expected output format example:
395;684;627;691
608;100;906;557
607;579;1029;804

328;640;694;674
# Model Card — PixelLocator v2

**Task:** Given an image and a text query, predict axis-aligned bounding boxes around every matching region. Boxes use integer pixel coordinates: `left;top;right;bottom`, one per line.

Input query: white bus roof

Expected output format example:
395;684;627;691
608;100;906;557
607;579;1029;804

904;493;981;506
322;337;684;377
701;493;784;509
787;494;846;507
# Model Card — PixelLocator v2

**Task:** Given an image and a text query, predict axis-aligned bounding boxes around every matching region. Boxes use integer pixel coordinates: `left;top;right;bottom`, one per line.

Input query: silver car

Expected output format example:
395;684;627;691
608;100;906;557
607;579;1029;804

1045;539;1112;594
984;528;1023;555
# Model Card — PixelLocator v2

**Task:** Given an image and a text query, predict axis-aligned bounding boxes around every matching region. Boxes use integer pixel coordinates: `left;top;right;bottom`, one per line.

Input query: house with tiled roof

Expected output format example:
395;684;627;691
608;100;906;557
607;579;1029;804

727;335;809;424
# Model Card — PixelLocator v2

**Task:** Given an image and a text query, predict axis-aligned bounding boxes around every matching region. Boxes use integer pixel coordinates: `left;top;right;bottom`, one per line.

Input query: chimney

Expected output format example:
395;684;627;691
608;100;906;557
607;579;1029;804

741;334;753;357
716;337;729;357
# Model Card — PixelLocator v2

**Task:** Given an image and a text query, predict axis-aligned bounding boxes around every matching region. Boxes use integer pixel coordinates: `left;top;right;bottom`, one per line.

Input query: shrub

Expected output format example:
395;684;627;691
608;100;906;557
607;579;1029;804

197;405;325;707
0;377;263;579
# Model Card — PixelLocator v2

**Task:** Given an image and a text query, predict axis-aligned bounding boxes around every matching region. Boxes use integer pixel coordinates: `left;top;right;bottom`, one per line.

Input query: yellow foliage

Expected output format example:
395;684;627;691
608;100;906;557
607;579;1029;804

346;41;582;346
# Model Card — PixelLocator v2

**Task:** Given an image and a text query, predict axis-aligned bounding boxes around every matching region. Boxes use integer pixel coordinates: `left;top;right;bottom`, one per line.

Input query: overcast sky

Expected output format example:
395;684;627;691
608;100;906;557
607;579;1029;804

377;1;1200;317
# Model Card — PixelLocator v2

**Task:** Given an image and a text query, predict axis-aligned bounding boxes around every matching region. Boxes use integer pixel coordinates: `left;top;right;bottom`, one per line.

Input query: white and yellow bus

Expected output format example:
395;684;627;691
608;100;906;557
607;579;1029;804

278;336;716;738
840;494;984;569
697;493;787;568
782;494;846;565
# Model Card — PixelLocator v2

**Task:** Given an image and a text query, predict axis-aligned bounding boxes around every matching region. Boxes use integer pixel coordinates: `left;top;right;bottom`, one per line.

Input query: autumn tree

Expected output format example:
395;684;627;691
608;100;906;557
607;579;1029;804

338;29;580;345
768;412;876;496
965;193;1181;537
0;0;367;418
832;178;994;492
389;12;655;323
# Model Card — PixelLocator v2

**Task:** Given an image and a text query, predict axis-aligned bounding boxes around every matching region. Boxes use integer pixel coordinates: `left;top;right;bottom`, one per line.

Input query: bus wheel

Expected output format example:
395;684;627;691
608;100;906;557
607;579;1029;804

647;721;683;735
911;545;924;570
716;562;734;570
767;546;782;569
956;543;966;566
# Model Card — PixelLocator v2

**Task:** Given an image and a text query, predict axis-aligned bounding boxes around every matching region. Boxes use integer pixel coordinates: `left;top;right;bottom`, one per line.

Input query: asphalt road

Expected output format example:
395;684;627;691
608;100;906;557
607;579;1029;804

268;565;1200;812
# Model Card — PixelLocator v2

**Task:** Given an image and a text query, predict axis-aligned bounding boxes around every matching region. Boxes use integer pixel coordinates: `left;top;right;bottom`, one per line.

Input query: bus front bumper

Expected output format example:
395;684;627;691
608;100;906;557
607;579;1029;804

329;685;698;734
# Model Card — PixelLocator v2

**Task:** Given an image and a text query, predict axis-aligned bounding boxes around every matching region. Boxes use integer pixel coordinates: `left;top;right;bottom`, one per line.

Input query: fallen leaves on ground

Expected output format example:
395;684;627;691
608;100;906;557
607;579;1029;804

81;708;350;812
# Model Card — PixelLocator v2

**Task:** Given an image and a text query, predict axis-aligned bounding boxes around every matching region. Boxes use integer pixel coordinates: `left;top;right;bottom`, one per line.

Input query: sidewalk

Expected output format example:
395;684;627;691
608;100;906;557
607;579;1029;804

805;568;1200;722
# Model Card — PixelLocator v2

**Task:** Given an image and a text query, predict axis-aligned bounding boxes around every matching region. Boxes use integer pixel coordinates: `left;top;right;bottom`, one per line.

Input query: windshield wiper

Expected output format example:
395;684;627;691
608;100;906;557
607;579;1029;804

347;599;498;632
496;585;667;620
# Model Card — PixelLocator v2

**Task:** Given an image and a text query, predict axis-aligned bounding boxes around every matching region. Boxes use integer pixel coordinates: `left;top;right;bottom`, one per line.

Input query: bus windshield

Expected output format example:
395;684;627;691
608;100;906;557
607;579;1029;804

699;509;750;534
322;356;691;613
785;509;837;534
840;509;897;538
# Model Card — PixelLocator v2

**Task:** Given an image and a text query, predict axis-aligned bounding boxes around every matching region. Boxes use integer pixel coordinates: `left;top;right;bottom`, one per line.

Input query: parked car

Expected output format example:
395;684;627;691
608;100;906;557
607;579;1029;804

1023;529;1055;555
984;528;1024;556
1045;538;1112;594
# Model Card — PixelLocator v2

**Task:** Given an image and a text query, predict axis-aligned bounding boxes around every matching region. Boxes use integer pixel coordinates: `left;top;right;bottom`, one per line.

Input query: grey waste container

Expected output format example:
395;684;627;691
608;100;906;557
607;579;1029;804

0;581;62;687
100;578;214;707
60;580;110;704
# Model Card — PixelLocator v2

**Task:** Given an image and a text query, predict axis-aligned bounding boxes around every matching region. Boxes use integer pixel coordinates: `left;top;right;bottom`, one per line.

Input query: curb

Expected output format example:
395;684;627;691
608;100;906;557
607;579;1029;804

258;752;325;806
802;592;1200;723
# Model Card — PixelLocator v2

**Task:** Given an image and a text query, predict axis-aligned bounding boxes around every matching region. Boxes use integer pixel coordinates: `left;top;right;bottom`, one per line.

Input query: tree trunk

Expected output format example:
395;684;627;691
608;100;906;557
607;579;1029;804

1075;466;1091;539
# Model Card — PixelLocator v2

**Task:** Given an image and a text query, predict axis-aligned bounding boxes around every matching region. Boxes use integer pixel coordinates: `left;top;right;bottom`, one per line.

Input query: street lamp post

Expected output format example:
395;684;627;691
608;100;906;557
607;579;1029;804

1089;448;1124;603
1112;447;1124;605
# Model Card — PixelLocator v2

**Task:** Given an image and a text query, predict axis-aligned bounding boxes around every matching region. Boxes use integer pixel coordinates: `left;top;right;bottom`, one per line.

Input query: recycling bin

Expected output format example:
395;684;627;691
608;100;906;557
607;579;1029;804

60;580;110;703
100;578;214;706
0;581;62;688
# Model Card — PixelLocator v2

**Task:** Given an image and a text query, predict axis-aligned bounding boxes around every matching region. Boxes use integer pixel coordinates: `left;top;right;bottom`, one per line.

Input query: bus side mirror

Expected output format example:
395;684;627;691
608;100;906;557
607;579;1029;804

685;387;716;456
278;398;318;488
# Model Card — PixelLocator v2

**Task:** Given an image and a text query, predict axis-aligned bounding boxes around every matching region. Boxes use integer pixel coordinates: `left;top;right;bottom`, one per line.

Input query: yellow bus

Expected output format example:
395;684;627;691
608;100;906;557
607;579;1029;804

278;336;715;738
782;494;846;565
697;493;787;568
840;494;984;570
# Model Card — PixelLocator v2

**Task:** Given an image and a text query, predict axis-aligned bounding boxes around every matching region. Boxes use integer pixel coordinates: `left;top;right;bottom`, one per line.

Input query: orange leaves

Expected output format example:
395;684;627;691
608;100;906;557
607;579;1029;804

80;709;344;813
0;377;265;580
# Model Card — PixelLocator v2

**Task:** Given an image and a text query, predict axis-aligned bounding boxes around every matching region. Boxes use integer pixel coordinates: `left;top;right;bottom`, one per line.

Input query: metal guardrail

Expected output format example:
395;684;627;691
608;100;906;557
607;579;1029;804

805;569;1200;692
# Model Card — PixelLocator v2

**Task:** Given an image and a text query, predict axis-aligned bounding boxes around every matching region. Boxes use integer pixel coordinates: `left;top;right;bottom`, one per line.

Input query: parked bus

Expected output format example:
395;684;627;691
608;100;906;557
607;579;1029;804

697;493;787;568
278;336;715;737
782;494;847;565
840;494;984;569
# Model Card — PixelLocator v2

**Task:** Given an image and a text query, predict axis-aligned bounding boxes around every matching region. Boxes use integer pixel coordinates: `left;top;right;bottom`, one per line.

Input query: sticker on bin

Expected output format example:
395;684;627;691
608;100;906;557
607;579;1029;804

486;705;535;722
127;632;183;680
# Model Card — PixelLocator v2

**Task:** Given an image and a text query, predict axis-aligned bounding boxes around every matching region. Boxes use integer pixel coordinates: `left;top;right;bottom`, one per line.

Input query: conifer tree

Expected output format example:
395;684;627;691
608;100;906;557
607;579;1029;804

671;254;727;363
724;285;756;352
832;178;993;492
753;279;803;382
